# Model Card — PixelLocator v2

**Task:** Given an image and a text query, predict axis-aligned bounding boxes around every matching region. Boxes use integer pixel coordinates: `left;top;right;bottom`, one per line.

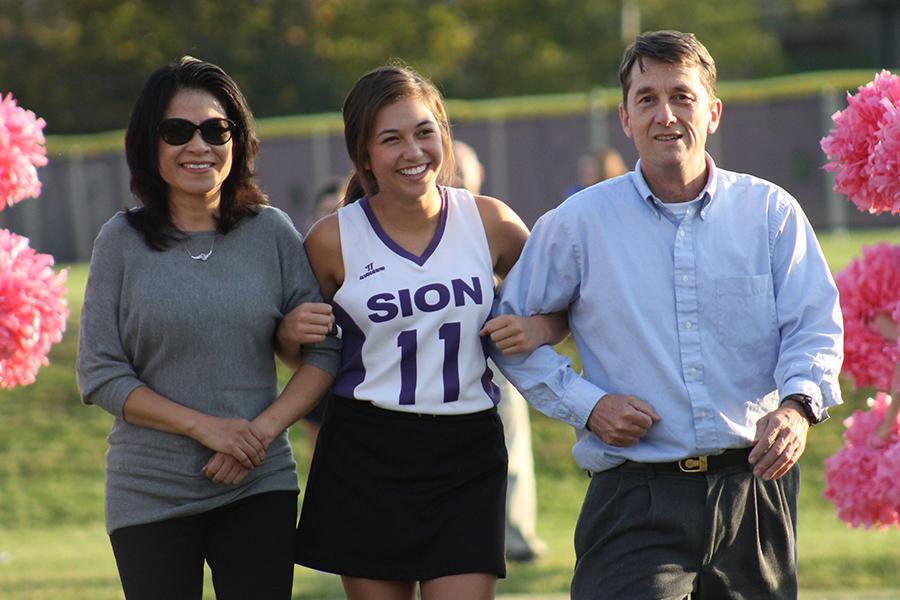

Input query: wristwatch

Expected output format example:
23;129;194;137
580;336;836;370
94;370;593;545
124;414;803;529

780;393;822;425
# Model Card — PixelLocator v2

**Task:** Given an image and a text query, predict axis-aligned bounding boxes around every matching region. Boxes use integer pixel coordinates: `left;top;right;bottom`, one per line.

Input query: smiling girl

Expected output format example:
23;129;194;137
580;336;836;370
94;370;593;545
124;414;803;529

294;65;563;600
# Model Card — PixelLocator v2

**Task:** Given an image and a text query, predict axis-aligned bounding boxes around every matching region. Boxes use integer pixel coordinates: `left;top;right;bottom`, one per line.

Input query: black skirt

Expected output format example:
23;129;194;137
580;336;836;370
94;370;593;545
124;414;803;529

295;396;508;581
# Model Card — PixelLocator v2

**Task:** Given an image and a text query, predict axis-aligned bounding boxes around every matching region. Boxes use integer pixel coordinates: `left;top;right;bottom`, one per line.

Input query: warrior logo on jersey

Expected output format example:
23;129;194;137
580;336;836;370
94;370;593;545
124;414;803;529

359;262;386;280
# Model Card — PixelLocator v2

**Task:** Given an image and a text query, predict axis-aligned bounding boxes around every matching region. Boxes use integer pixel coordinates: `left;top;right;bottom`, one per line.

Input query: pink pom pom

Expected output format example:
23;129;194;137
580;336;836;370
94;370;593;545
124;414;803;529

0;229;68;388
876;443;900;509
834;243;900;391
824;393;900;529
869;103;900;210
821;70;900;215
0;93;47;210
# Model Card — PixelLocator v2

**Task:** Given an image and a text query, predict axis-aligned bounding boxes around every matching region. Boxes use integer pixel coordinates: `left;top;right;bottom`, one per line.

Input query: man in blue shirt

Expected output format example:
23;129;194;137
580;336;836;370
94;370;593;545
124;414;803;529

493;30;843;599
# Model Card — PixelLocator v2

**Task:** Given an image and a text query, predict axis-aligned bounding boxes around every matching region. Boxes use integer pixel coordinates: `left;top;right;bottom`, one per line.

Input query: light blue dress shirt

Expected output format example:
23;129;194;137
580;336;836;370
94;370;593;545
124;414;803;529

493;156;843;472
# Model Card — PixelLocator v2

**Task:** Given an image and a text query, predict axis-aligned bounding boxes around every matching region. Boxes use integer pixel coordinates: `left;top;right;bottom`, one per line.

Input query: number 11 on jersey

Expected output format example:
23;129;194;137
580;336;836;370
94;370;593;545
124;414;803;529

396;322;461;405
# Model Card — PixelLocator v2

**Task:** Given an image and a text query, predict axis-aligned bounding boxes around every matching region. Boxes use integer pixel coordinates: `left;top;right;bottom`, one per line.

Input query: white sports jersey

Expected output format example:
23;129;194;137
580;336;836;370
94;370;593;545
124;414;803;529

332;186;499;415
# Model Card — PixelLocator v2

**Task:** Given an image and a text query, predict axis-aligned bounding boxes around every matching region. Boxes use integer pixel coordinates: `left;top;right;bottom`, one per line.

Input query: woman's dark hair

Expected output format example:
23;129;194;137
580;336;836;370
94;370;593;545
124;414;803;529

124;56;267;249
340;64;454;205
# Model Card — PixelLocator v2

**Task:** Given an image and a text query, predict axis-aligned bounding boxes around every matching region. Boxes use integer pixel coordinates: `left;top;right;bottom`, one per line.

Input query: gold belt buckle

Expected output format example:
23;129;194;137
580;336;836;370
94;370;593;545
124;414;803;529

678;455;708;473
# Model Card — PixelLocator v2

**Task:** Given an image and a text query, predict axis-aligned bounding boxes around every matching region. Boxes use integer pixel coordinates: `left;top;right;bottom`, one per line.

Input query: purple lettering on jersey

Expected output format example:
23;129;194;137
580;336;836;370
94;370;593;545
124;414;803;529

367;292;398;323
398;288;414;318
480;330;501;405
439;322;461;403
397;329;417;405
332;302;366;398
366;277;484;323
452;277;483;306
414;283;451;313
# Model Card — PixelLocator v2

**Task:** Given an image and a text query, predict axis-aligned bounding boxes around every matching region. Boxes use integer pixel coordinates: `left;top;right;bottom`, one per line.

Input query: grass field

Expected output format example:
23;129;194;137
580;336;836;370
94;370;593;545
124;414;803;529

0;227;898;599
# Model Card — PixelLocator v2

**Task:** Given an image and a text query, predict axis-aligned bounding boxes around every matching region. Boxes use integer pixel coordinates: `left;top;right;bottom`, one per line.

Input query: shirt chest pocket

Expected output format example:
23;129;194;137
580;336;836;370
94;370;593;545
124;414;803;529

712;275;779;352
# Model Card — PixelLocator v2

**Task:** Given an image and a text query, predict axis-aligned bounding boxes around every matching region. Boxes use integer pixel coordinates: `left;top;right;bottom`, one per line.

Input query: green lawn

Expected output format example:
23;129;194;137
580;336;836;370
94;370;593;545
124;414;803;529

0;227;898;599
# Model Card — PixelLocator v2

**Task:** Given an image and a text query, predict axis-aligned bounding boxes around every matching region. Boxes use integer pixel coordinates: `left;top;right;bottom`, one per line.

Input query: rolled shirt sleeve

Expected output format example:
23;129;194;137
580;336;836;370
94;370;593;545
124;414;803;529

769;194;844;420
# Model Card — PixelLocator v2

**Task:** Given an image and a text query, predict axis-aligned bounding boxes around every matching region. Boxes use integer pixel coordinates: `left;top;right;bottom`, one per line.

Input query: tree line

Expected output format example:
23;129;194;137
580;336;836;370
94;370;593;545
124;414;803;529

0;0;886;134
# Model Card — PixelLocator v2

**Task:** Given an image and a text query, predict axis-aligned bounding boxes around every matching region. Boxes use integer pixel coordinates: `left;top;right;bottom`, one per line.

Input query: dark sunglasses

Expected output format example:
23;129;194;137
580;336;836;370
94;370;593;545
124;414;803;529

158;118;236;146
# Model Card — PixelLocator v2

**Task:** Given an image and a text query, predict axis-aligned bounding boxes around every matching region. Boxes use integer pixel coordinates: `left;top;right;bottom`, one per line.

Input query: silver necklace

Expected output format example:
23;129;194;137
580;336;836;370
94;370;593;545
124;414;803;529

184;235;215;261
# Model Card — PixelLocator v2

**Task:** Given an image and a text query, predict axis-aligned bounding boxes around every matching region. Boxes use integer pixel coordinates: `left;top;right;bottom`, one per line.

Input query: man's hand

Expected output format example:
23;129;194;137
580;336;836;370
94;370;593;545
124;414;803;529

869;311;899;342
586;394;660;446
749;402;810;480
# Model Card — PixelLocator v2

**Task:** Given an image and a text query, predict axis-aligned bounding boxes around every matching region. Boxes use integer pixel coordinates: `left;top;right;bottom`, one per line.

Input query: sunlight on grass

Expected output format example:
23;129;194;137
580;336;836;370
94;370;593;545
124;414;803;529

0;525;349;600
0;228;897;598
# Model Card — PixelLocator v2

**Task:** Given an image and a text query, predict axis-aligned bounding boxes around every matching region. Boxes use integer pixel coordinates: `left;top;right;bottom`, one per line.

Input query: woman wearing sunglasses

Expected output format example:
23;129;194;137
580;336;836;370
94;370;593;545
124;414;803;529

76;56;340;600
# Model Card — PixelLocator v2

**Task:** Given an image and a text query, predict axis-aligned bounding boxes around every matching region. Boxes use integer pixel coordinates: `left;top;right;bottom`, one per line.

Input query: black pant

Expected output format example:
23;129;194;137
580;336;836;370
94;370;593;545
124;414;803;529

109;491;298;600
572;463;799;600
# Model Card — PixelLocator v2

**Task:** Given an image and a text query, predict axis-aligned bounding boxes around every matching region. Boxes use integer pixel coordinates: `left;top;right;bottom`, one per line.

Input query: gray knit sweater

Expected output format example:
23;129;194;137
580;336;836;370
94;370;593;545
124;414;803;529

76;206;340;533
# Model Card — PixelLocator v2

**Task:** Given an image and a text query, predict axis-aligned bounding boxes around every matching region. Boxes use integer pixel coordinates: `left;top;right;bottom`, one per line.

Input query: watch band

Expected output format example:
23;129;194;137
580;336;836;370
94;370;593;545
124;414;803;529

781;393;821;424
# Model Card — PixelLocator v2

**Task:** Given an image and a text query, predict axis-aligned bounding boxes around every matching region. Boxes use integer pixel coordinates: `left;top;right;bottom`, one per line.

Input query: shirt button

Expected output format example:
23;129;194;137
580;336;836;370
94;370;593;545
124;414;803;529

678;230;685;238
682;275;689;282
685;321;693;329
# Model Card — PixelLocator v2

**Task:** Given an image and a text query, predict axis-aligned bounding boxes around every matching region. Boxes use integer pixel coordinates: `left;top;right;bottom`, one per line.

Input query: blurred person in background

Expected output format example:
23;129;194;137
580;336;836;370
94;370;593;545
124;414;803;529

453;139;548;562
304;176;347;233
76;56;339;600
562;147;628;199
493;31;842;600
300;176;349;456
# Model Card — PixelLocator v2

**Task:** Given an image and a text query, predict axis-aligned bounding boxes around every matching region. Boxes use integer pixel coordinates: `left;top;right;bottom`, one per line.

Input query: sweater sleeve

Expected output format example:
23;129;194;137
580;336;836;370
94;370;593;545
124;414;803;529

75;216;145;418
272;208;342;375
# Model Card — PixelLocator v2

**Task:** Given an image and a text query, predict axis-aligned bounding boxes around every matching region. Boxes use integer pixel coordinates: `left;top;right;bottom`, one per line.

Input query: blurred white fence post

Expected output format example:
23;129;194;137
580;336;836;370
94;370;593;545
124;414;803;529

821;88;848;233
68;152;94;262
312;129;331;200
17;187;42;246
588;89;609;151
488;116;509;201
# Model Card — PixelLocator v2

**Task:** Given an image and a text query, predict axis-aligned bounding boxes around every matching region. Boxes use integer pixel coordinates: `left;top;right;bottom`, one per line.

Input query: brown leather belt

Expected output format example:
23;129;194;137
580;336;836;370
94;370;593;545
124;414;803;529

620;447;752;474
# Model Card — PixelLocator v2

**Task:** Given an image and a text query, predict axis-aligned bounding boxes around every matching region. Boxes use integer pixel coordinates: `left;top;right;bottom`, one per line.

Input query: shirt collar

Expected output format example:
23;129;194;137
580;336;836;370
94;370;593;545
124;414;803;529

630;153;719;220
